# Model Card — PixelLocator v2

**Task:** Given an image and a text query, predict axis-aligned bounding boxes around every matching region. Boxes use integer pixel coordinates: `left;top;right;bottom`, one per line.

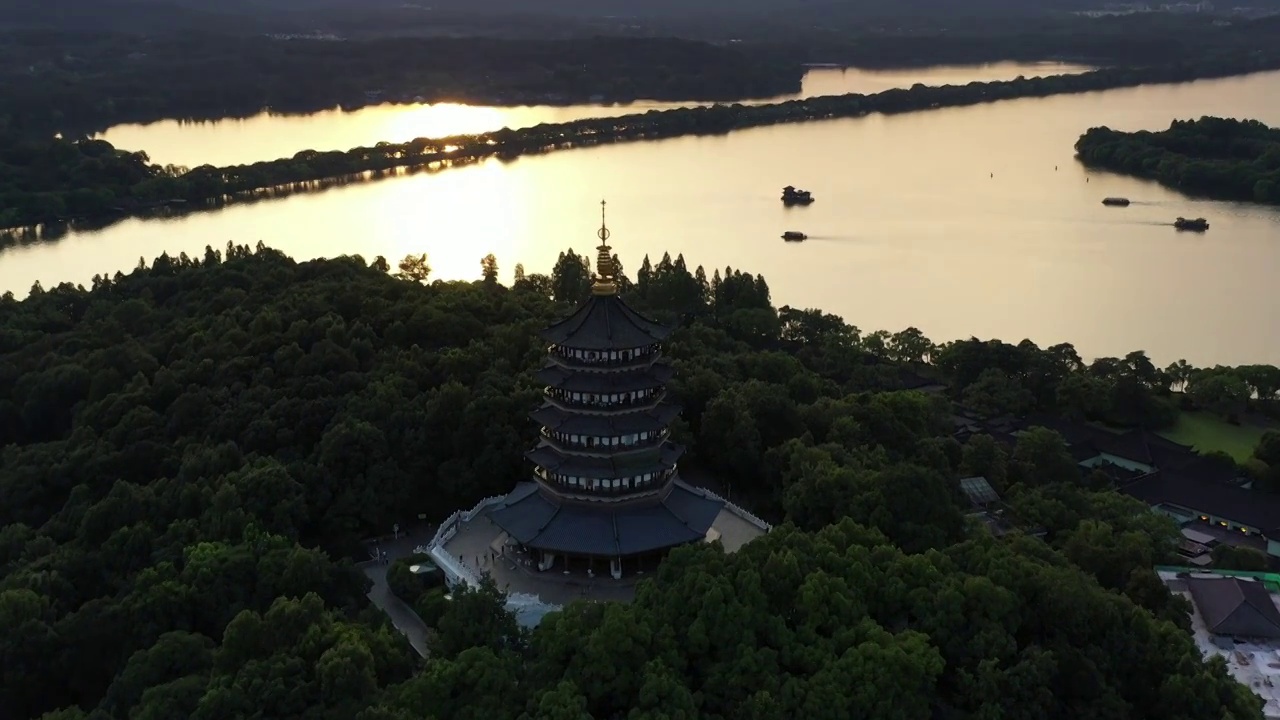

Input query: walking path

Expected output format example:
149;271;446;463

360;528;437;659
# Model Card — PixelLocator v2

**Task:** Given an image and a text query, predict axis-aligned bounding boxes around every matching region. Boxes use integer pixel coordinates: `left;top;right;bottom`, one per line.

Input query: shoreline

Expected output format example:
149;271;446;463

72;58;1103;137
6;55;1280;237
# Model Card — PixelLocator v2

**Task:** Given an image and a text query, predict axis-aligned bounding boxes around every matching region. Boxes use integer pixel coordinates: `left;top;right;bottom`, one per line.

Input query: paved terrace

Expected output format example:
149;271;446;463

439;502;769;606
362;558;429;658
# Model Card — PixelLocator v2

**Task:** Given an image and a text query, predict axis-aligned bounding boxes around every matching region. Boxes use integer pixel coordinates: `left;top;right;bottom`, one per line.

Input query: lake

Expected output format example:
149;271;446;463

8;68;1280;367
95;62;1090;167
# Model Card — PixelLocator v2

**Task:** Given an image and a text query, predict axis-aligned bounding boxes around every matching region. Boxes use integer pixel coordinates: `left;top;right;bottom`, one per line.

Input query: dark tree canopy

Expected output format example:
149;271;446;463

0;244;1267;720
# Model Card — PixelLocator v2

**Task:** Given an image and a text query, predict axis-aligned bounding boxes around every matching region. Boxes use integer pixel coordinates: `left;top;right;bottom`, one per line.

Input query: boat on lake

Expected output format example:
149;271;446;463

1102;197;1130;206
782;186;814;206
1174;217;1209;231
782;231;807;241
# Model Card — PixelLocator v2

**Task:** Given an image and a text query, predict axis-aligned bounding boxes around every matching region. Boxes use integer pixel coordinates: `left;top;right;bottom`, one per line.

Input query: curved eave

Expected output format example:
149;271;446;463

528;442;684;479
535;362;675;393
530;402;682;435
487;479;724;557
539;294;673;351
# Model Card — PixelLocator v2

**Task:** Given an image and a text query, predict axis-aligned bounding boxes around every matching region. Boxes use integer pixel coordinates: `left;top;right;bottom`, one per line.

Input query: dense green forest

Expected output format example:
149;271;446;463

9;49;1280;232
2;244;1278;719
1075;116;1280;204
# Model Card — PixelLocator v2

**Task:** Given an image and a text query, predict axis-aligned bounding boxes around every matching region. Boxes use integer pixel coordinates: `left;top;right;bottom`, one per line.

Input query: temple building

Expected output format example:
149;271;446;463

486;202;727;579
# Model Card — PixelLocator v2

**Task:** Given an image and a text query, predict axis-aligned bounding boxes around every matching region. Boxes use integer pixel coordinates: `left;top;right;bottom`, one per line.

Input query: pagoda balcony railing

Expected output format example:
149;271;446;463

543;389;664;412
540;428;670;454
535;467;676;497
547;345;662;370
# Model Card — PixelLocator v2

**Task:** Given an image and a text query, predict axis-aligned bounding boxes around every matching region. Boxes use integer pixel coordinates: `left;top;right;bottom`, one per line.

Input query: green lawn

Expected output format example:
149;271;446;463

1157;411;1268;462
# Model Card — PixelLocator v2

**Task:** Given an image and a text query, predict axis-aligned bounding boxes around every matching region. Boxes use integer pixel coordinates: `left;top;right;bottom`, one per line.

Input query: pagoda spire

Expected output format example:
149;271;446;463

592;199;618;296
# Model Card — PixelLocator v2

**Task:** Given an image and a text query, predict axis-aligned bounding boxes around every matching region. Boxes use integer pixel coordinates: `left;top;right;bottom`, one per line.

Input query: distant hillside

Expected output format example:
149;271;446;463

6;0;1280;38
171;0;1104;18
0;0;1174;32
0;0;268;32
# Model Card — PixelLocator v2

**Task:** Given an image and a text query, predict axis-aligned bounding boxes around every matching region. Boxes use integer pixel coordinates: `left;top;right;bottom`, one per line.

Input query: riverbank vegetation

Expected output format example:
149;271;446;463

6;13;1280;135
8;51;1280;232
2;244;1278;718
0;34;803;136
1075;116;1280;205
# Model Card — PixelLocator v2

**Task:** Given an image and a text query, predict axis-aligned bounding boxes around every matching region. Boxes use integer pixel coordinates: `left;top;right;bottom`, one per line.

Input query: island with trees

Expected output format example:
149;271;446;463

9;49;1280;233
2;244;1279;719
1075;116;1280;205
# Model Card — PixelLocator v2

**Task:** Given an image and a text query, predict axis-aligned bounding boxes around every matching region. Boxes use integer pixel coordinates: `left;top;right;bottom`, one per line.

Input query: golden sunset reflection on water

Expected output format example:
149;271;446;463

21;65;1280;366
97;62;1091;167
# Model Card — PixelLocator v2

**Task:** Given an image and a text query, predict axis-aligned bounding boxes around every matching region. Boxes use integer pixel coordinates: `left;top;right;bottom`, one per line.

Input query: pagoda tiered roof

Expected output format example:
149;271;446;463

483;203;732;561
527;442;684;479
488;479;725;556
534;362;674;393
539;294;672;351
530;402;681;436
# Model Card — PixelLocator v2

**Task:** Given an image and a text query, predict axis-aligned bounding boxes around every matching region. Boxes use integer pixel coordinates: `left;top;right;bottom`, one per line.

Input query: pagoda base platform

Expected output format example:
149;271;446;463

488;479;725;562
436;485;768;606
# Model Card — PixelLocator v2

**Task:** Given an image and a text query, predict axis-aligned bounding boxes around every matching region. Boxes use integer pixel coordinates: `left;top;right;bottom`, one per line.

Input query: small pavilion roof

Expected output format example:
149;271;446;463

959;476;1001;508
539;294;672;351
535;363;674;394
527;442;684;479
530;402;681;436
487;479;724;557
1187;577;1280;639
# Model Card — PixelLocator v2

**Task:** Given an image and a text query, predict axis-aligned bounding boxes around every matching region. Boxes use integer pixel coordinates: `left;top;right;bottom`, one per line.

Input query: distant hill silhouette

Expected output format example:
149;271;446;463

0;0;1173;30
7;0;1280;36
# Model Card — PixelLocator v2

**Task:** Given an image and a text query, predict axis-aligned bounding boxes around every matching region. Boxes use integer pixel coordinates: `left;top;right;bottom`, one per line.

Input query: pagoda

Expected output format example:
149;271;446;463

488;202;725;579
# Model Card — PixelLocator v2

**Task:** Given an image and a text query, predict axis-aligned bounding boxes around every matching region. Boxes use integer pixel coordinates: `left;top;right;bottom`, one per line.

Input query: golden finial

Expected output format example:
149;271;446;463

592;199;617;296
